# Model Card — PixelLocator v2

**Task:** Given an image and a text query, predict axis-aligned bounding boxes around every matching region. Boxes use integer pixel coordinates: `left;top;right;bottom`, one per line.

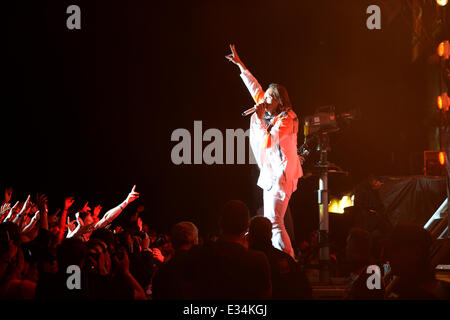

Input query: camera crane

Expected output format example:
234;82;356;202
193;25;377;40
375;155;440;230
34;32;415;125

299;105;356;283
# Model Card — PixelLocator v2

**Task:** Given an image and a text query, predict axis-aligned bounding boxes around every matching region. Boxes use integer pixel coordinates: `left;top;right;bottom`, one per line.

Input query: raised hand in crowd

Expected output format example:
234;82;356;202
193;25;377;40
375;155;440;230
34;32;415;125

92;205;102;224
5;195;29;223
94;185;139;230
0;202;14;223
36;193;48;230
66;212;84;238
64;197;75;210
125;185;140;205
80;202;91;214
0;203;11;216
56;196;75;244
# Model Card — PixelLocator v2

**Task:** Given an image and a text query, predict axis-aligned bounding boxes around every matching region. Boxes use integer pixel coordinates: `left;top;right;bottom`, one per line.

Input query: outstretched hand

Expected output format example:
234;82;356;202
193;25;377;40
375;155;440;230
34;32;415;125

80;202;91;214
225;44;243;66
66;212;85;238
0;203;11;215
125;185;140;205
36;194;47;214
93;205;102;217
64;196;75;210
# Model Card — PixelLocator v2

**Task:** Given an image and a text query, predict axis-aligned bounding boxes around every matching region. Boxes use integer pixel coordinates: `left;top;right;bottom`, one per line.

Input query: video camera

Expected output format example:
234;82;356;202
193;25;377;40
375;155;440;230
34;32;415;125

299;105;359;164
303;105;358;137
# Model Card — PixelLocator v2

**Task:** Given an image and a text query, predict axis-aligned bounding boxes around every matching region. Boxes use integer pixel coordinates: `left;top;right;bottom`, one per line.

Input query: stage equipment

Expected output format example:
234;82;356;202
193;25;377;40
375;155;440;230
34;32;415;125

424;198;448;238
299;105;356;284
424;151;447;176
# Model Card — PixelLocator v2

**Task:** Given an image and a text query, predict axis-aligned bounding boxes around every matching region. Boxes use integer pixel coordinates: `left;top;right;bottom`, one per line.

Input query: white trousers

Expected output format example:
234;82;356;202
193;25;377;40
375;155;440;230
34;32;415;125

263;189;295;258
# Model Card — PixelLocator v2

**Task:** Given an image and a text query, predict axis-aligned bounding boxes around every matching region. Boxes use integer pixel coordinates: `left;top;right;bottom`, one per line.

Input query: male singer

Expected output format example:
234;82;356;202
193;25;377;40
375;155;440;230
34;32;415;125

226;44;303;258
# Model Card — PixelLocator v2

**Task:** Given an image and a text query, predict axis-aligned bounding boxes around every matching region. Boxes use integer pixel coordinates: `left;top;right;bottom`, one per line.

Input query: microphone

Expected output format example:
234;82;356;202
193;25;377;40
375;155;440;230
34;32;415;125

241;102;266;117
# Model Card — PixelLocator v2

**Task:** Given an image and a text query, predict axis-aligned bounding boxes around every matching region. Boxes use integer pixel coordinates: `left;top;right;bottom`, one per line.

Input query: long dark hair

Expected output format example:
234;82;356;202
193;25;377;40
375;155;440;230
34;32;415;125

268;83;292;112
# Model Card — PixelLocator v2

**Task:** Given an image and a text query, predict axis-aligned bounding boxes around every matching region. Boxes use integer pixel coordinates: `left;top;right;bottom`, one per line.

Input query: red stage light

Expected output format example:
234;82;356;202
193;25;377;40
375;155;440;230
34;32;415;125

437;41;450;59
437;93;450;111
438;95;443;109
439;152;445;165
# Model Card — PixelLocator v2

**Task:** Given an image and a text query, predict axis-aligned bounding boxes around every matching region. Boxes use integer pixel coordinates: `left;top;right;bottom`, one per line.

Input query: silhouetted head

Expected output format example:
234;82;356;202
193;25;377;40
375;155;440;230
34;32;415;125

90;228;115;253
248;216;272;249
171;221;198;251
386;224;433;280
57;238;87;271
218;200;250;236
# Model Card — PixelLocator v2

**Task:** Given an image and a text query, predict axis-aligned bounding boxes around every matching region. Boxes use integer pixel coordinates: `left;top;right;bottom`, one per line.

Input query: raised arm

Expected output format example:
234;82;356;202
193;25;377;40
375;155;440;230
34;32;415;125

36;194;48;230
94;185;139;229
66;186;140;240
225;44;265;104
57;196;74;243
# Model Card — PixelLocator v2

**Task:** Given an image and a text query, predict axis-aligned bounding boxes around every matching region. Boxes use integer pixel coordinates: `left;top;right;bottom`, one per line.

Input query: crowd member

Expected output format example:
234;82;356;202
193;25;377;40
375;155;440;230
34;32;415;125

343;228;385;300
297;231;320;267
35;237;88;299
115;230;155;295
0;185;151;300
66;186;139;241
85;236;147;300
3;182;450;301
248;216;312;299
385;224;450;300
0;222;36;299
122;205;145;235
152;221;199;299
183;200;272;300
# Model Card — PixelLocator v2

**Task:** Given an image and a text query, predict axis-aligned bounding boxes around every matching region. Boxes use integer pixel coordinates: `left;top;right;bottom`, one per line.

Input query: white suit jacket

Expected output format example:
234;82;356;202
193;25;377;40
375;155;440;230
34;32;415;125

240;70;303;200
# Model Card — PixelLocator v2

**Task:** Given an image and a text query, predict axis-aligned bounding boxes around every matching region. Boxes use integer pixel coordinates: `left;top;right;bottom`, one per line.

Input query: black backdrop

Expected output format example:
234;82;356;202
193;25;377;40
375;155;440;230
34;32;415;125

4;1;447;241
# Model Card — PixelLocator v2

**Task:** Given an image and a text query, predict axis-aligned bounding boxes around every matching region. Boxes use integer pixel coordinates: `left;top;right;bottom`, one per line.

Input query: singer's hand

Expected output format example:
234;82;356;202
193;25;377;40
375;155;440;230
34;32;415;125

225;44;247;72
255;102;266;120
225;44;241;65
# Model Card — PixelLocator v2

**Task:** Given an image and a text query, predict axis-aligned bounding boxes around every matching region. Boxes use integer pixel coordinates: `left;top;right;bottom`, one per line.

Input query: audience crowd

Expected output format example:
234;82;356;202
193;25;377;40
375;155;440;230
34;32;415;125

0;185;449;300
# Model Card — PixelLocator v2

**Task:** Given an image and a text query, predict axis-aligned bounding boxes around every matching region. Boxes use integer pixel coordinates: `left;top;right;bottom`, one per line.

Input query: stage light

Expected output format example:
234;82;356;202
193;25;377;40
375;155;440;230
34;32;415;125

436;0;448;6
329;194;354;214
424;151;446;176
437;41;450;59
437;92;449;111
439;152;446;165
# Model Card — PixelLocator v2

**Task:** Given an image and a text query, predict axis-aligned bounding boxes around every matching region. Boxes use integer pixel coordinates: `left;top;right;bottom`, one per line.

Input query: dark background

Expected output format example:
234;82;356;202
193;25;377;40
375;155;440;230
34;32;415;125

4;1;449;242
